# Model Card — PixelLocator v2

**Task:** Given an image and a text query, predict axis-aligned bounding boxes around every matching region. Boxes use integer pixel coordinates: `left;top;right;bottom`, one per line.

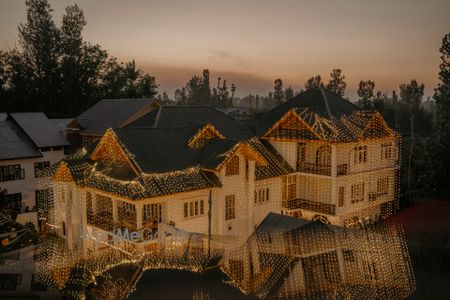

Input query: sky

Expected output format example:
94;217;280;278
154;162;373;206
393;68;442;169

1;0;449;100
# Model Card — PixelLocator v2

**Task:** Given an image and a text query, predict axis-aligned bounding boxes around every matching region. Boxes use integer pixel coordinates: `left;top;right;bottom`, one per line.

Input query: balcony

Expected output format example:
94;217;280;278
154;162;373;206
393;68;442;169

368;191;388;202
284;198;336;216
296;162;331;176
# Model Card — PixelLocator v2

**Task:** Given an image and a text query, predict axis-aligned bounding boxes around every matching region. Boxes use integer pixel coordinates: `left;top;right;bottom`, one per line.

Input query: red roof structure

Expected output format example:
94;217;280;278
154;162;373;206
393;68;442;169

385;199;450;237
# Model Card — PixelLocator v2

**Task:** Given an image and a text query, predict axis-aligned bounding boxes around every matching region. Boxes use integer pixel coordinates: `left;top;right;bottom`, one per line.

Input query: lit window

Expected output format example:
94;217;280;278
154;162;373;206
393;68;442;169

351;183;365;203
353;145;368;164
225;156;239;176
282;175;297;207
225;195;236;220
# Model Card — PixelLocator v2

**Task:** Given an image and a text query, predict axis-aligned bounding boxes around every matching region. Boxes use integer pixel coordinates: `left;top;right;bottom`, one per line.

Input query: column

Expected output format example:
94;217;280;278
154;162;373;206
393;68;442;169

331;145;338;209
136;203;143;230
112;200;118;223
247;160;256;236
80;190;88;255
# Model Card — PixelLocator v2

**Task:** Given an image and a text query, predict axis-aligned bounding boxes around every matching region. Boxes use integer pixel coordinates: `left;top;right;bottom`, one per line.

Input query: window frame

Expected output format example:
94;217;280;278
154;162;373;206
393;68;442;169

0;164;25;182
183;198;206;219
34;161;51;178
225;195;236;220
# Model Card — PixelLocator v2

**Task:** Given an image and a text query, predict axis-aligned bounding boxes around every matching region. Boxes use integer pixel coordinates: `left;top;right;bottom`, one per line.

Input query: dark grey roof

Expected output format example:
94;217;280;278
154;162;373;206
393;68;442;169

51;118;73;132
74;99;154;136
114;128;199;173
198;139;239;170
256;87;359;136
0;120;42;160
127;106;254;140
9;113;69;148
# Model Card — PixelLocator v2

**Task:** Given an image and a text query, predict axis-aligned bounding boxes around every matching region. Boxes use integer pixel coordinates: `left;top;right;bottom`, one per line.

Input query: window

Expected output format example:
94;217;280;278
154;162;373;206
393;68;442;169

351;183;365;203
143;203;162;223
297;142;306;163
353;145;368;164
34;161;50;177
183;199;205;219
316;145;331;166
381;143;393;160
4;193;22;212
377;177;389;195
255;187;270;204
225;155;239;176
0;164;24;182
0;274;21;290
225;195;236;220
338;186;345;207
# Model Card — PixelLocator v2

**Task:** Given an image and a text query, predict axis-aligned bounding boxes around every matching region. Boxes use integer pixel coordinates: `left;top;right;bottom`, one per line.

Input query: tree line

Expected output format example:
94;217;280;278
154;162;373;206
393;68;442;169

0;0;158;117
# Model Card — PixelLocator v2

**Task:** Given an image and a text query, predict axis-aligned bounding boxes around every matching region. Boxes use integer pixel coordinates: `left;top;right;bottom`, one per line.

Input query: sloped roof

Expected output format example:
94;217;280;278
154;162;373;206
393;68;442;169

0;120;42;160
127;106;254;140
9;113;69;148
256;87;359;137
73;99;155;136
114;128;199;173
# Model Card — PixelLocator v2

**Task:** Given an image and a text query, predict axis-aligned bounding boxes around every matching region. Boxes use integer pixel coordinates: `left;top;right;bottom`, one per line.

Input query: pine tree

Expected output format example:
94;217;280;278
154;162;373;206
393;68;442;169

326;69;346;96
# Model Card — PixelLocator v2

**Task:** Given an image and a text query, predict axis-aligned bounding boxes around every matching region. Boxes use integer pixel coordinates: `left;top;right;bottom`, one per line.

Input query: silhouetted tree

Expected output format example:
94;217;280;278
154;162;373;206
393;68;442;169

284;86;294;101
357;80;375;109
273;78;284;104
305;75;322;89
326;69;346;96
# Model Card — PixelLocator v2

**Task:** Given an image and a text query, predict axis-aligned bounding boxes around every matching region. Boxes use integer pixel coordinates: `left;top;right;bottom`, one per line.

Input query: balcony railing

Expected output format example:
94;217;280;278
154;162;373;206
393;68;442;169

368;191;388;201
296;162;331;176
284;198;336;216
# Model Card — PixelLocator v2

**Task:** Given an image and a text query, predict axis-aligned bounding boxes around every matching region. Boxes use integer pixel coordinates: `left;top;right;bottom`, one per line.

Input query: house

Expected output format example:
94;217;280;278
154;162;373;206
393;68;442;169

222;212;415;299
66;98;159;148
48;87;401;252
0;112;70;230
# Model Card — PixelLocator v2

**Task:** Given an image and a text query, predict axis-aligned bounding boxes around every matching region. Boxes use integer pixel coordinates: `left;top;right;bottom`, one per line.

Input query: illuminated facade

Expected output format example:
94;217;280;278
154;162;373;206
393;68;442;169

48;87;400;251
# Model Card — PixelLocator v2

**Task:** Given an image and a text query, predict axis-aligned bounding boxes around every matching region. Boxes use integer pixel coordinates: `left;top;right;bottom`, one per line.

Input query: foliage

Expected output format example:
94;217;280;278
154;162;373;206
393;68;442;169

0;0;158;117
175;69;235;108
304;75;323;89
326;69;346;96
273;78;284;105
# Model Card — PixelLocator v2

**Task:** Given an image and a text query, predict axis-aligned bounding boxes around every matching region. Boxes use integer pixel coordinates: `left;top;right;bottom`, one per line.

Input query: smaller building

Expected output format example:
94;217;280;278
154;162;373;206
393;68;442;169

0;112;69;230
223;213;415;299
66;98;158;148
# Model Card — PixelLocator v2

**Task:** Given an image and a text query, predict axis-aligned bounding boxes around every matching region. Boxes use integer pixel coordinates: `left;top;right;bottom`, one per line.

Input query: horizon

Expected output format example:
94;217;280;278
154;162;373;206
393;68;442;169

1;0;449;100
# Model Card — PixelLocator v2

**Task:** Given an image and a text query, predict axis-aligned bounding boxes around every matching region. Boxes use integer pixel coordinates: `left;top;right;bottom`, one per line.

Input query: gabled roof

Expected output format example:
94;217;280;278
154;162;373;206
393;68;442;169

9;112;69;148
0;120;42;161
71;99;156;136
256;87;359;137
126;105;254;140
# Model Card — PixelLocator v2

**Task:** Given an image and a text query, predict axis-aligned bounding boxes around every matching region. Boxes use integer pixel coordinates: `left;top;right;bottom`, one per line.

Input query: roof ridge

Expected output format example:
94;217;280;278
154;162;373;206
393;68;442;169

320;86;333;119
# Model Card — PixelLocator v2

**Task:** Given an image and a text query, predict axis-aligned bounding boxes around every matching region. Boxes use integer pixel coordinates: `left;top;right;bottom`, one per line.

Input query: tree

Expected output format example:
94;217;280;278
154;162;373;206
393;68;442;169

0;0;158;117
434;32;450;195
399;80;425;111
326;69;346;96
273;78;284;104
18;0;60;114
357;80;375;109
305;75;322;89
284;86;294;101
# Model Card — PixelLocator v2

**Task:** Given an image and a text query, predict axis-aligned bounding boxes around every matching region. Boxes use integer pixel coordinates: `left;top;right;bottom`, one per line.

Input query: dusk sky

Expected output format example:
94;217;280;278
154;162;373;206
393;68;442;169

1;0;449;99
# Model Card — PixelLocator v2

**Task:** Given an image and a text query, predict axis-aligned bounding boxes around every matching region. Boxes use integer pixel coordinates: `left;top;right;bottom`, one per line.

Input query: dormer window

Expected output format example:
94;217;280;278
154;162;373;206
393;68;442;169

225;156;239;176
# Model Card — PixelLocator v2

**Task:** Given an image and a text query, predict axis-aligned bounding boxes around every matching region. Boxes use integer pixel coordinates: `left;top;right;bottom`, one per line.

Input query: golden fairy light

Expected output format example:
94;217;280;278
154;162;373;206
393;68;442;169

28;87;412;299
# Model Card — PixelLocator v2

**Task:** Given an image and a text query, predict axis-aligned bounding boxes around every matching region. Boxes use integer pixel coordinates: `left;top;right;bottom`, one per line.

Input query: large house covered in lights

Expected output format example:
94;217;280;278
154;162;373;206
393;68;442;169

49;87;400;251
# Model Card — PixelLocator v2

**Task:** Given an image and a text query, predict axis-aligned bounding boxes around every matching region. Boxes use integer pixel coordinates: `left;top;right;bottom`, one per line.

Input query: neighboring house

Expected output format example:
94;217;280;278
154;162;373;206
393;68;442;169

222;213;415;299
49;87;400;252
0;112;70;230
66;98;159;148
